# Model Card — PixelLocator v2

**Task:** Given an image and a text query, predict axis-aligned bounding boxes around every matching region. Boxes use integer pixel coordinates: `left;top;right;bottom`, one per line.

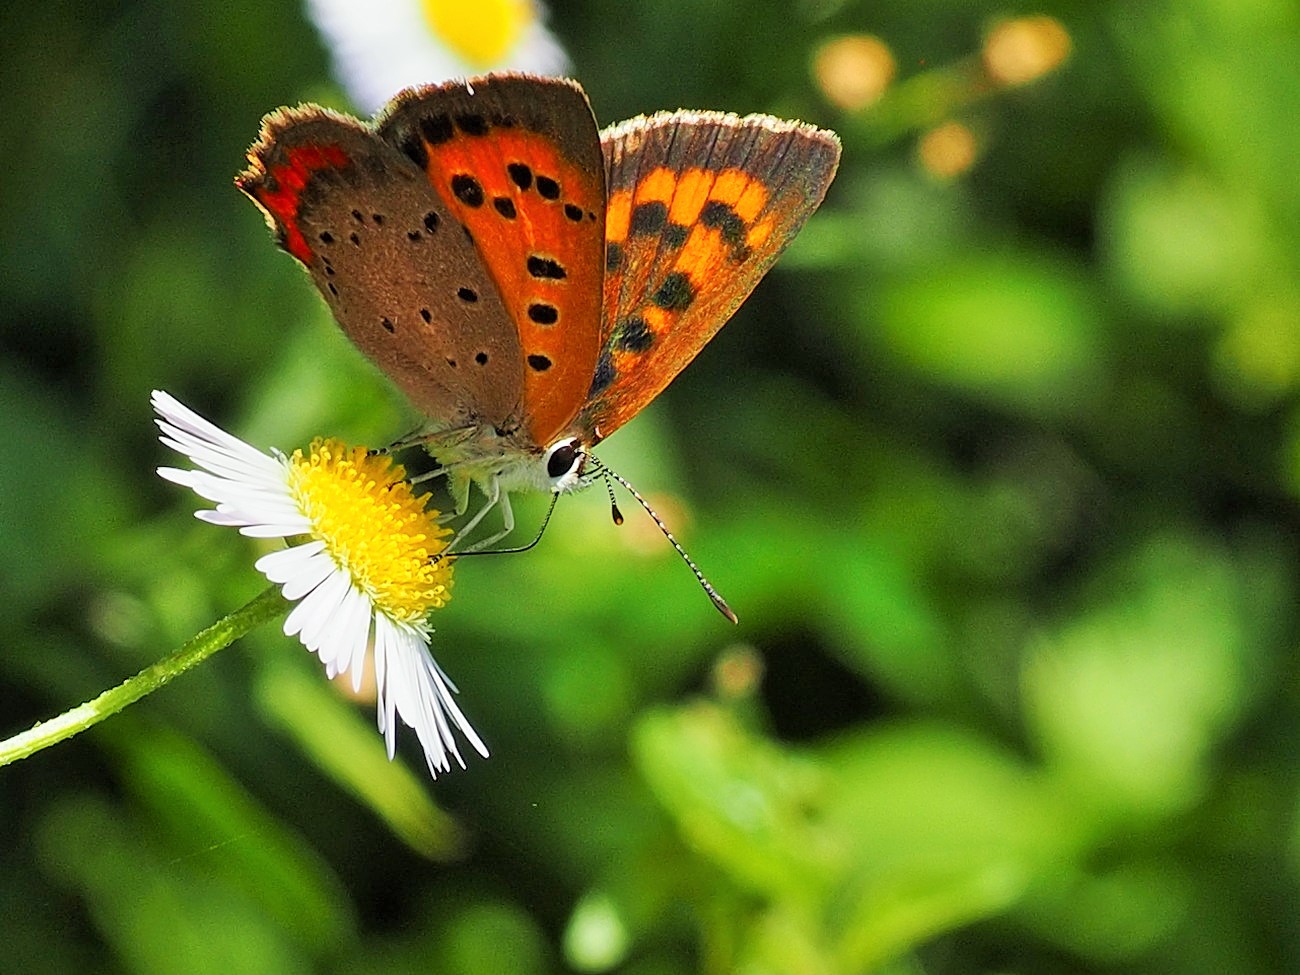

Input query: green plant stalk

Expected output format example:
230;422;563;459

0;585;286;768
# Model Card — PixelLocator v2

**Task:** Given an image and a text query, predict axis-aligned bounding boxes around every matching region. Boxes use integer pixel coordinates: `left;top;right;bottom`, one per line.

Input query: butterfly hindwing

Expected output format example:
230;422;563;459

237;104;525;429
579;112;841;442
377;75;607;446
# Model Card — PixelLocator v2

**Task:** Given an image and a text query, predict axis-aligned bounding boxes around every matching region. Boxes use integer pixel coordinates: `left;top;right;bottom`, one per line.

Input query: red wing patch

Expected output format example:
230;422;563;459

241;143;351;264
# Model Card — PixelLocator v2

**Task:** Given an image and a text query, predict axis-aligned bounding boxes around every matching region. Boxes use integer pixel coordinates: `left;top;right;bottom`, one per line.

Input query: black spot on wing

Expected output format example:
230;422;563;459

452;174;484;207
508;162;533;190
455;113;489;136
589;352;616;396
528;302;558;325
527;255;566;280
630;201;668;237
615;316;654;352
701;200;752;260
652;272;695;311
399;134;428;169
420;114;454;146
536;175;561;200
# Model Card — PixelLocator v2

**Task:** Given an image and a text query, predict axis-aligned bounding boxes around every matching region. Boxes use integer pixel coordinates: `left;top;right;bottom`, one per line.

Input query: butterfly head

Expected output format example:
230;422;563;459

542;436;588;494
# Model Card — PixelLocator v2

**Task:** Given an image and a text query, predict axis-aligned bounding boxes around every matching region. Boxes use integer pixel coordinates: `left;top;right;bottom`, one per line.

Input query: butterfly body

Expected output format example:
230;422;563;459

239;74;839;563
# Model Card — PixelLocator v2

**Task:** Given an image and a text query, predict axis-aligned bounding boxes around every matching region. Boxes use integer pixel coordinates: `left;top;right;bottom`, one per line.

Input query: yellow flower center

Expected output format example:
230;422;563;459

419;0;532;66
287;439;453;624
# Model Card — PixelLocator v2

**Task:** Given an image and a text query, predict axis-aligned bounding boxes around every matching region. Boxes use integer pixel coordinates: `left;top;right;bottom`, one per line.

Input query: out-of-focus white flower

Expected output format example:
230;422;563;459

306;0;569;114
152;389;487;777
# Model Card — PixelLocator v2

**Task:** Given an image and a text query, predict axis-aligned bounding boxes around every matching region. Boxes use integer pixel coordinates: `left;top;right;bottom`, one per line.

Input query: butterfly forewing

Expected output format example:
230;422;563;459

580;112;841;442
377;75;606;446
237;105;525;429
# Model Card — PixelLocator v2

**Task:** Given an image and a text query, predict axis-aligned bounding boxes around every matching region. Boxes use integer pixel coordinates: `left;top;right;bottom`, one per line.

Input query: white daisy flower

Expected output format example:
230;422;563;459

151;389;487;777
306;0;570;115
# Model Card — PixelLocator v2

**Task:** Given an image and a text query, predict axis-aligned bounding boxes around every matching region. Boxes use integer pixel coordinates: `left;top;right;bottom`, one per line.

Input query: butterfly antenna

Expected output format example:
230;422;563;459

603;472;625;525
595;461;738;625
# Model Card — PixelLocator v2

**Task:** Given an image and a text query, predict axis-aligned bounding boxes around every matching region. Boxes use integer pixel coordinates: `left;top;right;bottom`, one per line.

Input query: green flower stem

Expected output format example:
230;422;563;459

0;585;286;768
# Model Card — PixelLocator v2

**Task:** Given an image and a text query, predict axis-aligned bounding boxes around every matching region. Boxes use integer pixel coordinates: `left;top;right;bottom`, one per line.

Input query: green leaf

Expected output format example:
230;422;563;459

873;251;1103;416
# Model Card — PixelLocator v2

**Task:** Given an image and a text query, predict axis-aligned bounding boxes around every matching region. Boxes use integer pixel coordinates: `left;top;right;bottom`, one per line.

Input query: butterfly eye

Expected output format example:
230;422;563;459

542;437;586;492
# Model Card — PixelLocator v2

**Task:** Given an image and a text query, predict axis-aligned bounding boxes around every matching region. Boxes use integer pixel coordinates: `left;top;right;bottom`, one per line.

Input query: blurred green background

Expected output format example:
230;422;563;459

4;0;1300;972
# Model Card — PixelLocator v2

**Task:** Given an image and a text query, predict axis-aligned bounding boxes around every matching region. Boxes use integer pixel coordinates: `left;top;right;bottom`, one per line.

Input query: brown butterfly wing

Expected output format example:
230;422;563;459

237;104;525;430
377;74;606;447
578;112;841;442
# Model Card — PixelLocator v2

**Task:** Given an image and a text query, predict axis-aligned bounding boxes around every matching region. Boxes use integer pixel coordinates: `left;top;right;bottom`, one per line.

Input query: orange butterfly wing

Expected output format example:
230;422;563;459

377;75;606;446
577;111;841;442
237;105;533;430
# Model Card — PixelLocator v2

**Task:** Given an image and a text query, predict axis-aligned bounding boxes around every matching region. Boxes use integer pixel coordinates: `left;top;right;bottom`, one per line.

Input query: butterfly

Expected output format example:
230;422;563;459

237;74;840;621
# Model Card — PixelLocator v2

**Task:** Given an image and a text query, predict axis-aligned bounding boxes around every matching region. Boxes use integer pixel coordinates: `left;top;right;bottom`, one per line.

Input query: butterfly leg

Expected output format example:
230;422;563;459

376;423;477;456
408;468;473;526
445;474;517;553
457;489;517;553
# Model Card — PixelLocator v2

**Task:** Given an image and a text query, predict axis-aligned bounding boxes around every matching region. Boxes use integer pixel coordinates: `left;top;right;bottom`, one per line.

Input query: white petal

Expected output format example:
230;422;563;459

237;521;315;538
152;391;258;454
172;470;293;514
281;591;316;642
278;554;337;602
154;392;306;540
153;395;286;486
158;431;284;485
255;541;328;584
372;618;396;749
337;588;374;692
377;617;451;772
198;510;277;529
284;566;349;646
301;571;354;657
318;587;369;686
304;0;568;115
259;546;322;589
373;613;488;777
